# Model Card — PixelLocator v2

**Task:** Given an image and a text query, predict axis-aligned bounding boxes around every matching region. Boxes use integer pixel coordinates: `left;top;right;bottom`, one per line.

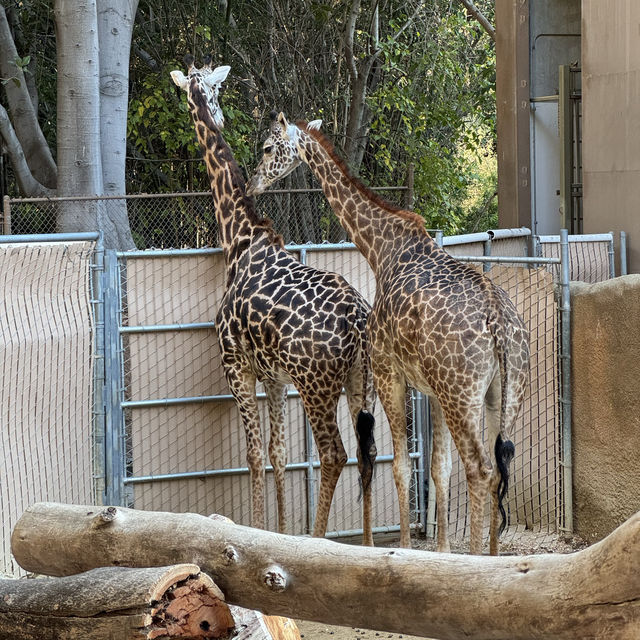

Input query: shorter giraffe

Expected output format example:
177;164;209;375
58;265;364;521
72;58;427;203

247;112;530;554
171;60;377;543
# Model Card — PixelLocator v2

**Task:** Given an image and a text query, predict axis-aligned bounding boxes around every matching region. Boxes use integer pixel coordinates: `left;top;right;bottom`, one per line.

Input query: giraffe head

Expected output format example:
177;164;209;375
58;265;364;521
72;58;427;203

246;111;322;195
170;54;230;130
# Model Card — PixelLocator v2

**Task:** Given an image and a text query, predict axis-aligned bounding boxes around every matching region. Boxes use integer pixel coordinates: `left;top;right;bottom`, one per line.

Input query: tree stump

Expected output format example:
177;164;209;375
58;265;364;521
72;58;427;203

11;503;640;640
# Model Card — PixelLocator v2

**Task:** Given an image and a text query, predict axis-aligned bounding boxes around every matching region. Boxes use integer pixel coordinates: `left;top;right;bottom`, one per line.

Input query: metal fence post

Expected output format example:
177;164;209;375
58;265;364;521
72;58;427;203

607;231;616;278
2;195;10;235
103;249;126;506
91;234;106;504
620;231;628;276
298;248;317;534
559;229;574;534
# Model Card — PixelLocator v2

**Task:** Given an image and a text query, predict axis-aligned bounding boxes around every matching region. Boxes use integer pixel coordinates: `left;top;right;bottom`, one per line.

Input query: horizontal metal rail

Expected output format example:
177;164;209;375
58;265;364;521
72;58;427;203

121;322;216;334
455;255;560;264
124;452;421;485
536;232;613;243
326;522;422;540
117;247;221;258
443;227;531;246
122;389;300;409
0;232;100;244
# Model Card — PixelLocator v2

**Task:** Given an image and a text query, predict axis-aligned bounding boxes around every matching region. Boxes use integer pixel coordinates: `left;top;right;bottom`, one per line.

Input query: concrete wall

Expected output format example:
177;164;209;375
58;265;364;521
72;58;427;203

582;1;640;273
570;275;640;542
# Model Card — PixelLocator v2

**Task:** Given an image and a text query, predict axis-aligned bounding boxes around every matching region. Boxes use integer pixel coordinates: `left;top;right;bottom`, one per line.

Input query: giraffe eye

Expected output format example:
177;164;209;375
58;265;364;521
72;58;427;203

263;145;273;155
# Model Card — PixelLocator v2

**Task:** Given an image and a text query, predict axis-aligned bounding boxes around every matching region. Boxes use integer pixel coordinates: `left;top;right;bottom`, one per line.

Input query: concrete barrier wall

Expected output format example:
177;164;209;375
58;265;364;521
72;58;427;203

571;274;640;541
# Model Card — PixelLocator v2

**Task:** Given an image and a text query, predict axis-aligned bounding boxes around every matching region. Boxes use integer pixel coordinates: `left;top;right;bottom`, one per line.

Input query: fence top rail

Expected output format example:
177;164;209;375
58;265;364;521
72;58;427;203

6;185;407;205
117;244;555;265
442;227;531;246
537;233;614;243
0;232;100;244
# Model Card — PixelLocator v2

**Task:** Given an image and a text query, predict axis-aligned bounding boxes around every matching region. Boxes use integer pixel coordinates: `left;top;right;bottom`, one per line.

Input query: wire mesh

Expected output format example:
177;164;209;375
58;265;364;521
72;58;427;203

4;187;407;249
0;240;96;576
443;265;561;549
119;247;421;540
538;237;612;283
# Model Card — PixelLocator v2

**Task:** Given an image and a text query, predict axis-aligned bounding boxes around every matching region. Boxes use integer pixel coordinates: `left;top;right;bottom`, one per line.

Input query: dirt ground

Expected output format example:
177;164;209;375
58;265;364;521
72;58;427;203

293;531;588;640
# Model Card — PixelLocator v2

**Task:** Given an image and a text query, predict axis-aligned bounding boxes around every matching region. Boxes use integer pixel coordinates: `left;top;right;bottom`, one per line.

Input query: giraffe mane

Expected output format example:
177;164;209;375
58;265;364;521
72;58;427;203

297;121;428;236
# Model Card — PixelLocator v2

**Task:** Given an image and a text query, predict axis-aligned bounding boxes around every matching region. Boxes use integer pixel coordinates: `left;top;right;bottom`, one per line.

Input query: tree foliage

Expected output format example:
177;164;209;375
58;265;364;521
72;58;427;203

2;0;498;243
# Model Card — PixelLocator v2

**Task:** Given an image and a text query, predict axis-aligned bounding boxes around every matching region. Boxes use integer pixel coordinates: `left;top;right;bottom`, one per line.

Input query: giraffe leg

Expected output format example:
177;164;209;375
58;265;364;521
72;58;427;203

345;370;377;547
224;368;266;530
485;373;504;556
429;398;452;553
265;380;288;534
301;392;346;538
372;361;412;548
444;405;491;555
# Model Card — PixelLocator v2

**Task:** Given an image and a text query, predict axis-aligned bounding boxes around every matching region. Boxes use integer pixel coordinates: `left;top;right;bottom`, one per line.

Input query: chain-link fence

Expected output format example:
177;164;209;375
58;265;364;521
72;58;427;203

2;187;409;249
0;234;99;577
111;246;423;540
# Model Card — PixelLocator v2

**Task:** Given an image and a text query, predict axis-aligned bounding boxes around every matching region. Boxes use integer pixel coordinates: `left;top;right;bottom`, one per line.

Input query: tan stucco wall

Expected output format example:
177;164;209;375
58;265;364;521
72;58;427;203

570;275;640;541
582;1;640;273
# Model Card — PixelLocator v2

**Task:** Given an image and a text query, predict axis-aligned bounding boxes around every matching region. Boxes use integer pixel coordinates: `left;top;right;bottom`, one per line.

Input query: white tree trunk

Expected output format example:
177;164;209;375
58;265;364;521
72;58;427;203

97;0;138;250
54;0;136;249
11;503;640;640
54;0;105;234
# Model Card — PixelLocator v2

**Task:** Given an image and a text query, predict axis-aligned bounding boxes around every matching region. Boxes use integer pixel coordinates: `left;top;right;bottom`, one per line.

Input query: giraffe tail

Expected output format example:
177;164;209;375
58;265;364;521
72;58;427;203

356;410;376;497
495;433;515;536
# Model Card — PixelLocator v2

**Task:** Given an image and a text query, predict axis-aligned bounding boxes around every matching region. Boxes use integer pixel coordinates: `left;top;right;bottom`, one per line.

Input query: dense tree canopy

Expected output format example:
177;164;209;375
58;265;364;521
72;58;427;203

1;0;497;245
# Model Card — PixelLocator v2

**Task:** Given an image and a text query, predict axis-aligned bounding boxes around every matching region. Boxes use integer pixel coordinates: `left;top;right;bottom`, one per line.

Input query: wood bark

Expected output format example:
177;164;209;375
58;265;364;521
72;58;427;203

0;563;235;639
12;503;640;640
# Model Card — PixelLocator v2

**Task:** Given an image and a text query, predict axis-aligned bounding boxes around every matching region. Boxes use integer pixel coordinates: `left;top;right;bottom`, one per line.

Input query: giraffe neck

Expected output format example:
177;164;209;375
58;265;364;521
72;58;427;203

298;126;433;275
193;118;281;279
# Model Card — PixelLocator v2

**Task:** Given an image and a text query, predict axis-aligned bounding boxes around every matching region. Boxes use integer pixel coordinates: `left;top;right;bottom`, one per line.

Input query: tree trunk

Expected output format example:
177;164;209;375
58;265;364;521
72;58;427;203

12;503;640;640
0;564;235;639
54;0;104;235
97;0;138;250
54;0;136;249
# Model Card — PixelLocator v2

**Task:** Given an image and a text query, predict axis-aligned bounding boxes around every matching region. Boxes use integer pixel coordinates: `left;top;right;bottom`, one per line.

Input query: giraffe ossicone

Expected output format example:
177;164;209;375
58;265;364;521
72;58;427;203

171;60;378;545
248;110;530;555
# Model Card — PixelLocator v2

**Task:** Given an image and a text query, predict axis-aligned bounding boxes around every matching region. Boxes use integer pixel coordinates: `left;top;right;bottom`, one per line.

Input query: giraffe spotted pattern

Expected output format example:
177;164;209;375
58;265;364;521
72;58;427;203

171;60;377;544
248;112;530;555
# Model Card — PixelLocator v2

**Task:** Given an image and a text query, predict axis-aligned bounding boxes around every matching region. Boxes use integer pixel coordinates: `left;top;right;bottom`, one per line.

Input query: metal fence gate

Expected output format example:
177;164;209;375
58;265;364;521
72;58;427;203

104;244;424;539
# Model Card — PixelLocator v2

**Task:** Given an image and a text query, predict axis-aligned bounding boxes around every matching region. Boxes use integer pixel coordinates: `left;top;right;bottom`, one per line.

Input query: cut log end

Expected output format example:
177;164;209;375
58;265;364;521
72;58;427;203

146;574;235;639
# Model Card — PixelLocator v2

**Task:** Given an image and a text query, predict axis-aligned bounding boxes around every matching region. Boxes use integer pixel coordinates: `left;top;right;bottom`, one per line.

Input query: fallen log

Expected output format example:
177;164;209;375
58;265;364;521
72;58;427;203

0;563;235;639
11;503;640;640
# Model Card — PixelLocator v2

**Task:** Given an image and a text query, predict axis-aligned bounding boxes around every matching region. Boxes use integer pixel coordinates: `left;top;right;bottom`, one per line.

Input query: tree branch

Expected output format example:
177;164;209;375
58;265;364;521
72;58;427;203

0;104;55;197
0;5;57;188
457;0;496;41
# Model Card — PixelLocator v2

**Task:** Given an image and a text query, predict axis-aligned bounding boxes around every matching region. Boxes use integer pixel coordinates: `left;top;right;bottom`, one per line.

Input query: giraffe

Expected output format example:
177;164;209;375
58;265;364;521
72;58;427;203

170;59;377;544
246;112;530;554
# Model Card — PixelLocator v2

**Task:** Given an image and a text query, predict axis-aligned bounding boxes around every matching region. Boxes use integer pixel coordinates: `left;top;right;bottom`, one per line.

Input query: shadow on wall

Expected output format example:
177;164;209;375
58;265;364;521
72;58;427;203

570;274;640;542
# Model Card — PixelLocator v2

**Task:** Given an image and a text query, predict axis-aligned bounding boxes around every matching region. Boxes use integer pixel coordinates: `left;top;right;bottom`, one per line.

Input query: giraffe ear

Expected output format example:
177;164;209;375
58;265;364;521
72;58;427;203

170;70;188;90
206;65;231;88
277;112;289;132
307;119;323;131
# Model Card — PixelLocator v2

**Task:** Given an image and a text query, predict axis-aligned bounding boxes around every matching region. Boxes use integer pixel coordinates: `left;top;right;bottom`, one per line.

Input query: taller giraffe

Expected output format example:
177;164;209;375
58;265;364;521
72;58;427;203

170;60;377;543
247;112;530;554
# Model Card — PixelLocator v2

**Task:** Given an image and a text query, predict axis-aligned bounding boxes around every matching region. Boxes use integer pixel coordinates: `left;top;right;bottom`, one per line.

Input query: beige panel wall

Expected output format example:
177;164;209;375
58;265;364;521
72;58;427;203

582;0;640;273
570;275;640;541
0;242;95;576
